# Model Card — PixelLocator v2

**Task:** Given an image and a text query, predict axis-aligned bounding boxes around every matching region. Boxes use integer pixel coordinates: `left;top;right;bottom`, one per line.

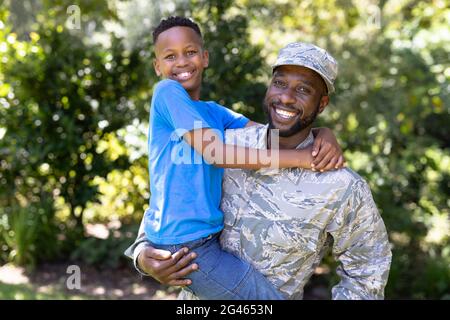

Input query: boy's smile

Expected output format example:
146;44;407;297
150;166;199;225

173;70;195;81
154;26;209;100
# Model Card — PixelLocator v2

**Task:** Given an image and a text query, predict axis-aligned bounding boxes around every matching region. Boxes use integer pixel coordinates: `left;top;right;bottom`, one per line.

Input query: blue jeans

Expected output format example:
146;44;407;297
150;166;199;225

150;232;285;300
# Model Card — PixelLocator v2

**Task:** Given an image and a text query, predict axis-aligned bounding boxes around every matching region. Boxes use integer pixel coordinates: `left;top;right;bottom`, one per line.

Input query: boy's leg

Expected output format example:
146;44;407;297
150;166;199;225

184;233;284;300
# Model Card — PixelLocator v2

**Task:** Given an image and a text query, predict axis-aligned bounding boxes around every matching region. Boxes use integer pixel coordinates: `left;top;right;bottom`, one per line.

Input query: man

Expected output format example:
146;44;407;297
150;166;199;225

125;42;392;299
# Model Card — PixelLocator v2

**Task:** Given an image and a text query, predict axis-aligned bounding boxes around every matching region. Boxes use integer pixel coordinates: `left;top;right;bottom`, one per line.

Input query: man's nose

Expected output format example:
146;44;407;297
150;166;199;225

280;89;296;105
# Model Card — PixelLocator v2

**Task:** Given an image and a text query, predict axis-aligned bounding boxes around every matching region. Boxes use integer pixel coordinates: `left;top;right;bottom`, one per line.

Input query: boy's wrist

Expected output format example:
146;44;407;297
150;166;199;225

296;149;312;169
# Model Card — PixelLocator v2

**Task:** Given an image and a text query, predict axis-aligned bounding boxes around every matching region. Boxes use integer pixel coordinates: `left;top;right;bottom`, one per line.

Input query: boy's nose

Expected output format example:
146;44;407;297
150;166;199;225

176;56;189;67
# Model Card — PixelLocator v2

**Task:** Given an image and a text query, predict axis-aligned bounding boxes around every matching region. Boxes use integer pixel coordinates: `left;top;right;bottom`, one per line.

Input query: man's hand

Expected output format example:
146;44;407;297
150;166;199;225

311;127;345;172
137;246;198;286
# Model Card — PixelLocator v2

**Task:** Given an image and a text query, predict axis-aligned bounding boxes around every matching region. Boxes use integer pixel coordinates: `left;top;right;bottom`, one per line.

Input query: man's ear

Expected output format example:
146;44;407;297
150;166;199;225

202;49;209;68
153;58;161;77
318;95;329;114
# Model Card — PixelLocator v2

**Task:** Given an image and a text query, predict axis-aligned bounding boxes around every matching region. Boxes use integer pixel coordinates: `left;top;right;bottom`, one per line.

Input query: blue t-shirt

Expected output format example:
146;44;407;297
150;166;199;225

144;79;249;245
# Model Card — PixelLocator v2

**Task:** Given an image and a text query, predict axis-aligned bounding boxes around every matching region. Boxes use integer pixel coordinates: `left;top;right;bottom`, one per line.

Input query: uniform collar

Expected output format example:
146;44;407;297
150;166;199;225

260;124;315;150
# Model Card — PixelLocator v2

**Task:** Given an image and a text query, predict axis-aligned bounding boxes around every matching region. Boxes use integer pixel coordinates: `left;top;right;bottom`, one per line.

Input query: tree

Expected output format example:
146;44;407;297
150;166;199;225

0;3;153;263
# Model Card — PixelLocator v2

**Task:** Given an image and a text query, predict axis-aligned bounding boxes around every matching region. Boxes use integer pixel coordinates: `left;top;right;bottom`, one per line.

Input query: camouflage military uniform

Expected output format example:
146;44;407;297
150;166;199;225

178;124;391;300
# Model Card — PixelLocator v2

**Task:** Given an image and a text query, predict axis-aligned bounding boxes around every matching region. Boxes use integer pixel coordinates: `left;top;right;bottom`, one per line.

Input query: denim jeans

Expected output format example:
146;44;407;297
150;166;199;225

150;232;284;300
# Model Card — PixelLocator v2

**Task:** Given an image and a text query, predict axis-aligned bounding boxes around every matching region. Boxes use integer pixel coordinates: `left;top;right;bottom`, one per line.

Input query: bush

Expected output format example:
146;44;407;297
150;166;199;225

70;223;138;269
2;207;38;267
0;196;61;269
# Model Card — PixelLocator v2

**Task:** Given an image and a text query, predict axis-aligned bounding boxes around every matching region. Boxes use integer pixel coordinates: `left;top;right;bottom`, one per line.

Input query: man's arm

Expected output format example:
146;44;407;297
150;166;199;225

326;179;392;300
124;216;150;274
124;215;197;286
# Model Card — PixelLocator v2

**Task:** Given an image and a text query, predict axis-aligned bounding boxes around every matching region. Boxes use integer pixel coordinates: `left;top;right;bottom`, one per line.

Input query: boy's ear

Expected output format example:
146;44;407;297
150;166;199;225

153;58;161;77
318;95;329;114
202;49;209;68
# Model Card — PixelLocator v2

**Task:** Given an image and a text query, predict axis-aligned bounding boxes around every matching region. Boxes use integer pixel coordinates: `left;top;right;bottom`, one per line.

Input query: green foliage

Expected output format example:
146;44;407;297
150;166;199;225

192;0;268;121
70;223;138;269
0;3;153;263
0;0;448;299
2;207;38;267
0;196;59;268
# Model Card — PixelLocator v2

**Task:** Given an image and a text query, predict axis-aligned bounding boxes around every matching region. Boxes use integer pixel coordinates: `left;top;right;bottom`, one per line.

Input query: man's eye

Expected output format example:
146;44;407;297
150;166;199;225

297;87;311;94
274;80;286;88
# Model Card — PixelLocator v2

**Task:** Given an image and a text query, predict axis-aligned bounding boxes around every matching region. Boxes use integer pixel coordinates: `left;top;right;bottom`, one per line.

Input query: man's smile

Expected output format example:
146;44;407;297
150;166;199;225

274;107;298;119
270;103;302;124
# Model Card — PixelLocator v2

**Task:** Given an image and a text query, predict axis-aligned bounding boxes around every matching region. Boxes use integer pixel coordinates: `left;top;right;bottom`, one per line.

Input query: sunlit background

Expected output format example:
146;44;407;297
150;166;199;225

0;0;449;299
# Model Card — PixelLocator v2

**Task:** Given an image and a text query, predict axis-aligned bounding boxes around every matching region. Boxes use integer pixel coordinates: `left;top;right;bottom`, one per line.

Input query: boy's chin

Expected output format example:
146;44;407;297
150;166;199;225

180;79;200;92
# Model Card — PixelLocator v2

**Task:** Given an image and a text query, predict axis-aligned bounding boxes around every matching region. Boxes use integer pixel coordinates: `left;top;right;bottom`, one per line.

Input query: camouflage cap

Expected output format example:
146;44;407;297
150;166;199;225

272;42;338;94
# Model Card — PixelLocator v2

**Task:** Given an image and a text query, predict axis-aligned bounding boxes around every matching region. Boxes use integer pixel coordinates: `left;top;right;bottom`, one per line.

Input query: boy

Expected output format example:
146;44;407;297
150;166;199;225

144;16;343;299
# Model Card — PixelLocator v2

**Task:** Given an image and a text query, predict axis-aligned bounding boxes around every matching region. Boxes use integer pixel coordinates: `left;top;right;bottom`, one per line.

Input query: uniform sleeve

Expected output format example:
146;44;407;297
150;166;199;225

123;214;150;276
326;179;392;300
211;102;249;130
152;79;211;138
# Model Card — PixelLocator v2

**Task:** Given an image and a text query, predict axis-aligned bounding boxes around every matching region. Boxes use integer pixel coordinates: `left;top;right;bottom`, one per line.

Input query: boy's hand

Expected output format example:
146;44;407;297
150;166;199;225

137;246;198;286
311;128;345;172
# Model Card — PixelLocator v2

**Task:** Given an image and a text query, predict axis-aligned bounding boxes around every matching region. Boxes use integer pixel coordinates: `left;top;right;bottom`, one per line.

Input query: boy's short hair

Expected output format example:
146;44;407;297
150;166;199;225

153;16;203;45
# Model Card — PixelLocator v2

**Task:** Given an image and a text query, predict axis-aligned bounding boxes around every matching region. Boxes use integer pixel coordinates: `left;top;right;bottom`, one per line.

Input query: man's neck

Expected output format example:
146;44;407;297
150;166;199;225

267;126;312;150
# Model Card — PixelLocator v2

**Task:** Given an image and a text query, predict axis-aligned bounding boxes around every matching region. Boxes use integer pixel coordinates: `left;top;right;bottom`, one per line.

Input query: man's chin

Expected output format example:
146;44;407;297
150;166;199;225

278;129;302;137
268;122;303;138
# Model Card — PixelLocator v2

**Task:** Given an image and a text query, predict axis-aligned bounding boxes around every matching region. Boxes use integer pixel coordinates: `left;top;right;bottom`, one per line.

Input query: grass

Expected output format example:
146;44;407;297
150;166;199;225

0;282;90;300
0;262;181;300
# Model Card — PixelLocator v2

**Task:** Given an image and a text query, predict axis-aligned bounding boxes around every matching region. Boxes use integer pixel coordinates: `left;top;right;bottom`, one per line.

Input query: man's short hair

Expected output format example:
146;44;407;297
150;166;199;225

152;16;203;45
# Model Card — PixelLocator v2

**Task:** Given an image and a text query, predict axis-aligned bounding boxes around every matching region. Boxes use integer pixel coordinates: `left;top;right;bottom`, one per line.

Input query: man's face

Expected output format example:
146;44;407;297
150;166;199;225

154;26;209;98
263;65;329;137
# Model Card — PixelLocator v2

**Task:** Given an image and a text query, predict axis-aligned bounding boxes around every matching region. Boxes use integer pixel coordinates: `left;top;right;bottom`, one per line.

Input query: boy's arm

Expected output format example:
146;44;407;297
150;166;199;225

311;127;345;171
240;124;345;169
245;120;260;127
183;128;314;170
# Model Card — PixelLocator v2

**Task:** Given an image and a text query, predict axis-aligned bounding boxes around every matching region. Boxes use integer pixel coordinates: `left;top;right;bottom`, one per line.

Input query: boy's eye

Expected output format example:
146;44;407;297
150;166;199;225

186;50;197;56
164;54;175;60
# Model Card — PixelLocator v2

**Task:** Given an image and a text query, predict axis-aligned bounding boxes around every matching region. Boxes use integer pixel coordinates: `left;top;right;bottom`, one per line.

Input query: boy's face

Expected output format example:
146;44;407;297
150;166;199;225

154;26;209;100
